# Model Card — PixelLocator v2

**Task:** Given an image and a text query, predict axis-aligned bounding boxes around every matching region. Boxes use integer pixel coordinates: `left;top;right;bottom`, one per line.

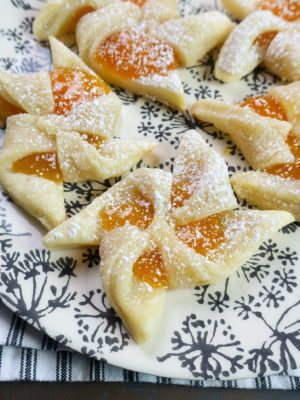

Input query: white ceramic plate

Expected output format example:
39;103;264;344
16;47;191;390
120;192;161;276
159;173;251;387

0;0;300;380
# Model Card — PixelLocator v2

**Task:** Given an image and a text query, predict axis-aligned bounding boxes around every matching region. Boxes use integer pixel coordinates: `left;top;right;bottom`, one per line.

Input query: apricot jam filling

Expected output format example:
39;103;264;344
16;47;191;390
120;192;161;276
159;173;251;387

255;31;278;48
171;166;202;208
68;6;95;33
50;67;110;116
256;0;300;47
240;94;300;180
13;152;62;183
80;133;106;150
266;133;300;179
95;29;178;79
100;188;154;231
133;246;168;289
175;213;225;258
240;94;288;120
258;0;300;21
125;0;147;6
171;179;194;208
0;97;22;120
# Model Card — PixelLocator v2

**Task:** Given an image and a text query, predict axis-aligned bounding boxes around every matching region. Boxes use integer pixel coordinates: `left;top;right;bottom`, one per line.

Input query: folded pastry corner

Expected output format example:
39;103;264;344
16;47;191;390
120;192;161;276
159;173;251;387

0;69;54;126
141;0;179;23
55;132;157;182
49;35;98;76
191;99;293;170
215;10;291;82
100;225;166;344
147;11;235;68
37;93;121;138
171;129;237;224
263;29;300;82
221;0;261;19
231;171;300;221
33;0;113;44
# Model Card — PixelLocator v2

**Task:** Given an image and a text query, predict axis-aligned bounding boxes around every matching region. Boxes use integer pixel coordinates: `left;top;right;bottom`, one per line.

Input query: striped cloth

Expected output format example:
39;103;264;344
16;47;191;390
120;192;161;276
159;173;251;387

0;302;300;389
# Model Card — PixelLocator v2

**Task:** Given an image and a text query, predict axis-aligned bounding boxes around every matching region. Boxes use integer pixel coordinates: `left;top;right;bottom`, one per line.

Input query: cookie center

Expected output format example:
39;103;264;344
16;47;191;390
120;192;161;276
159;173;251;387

256;0;300;47
175;213;225;258
13;152;62;183
133;246;168;288
95;29;178;79
240;94;300;180
50;67;110;115
100;188;154;231
171;161;203;208
80;133;106;150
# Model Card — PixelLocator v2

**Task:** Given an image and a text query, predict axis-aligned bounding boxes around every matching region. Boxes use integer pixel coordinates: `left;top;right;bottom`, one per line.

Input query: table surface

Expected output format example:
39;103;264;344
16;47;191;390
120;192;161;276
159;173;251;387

0;383;299;399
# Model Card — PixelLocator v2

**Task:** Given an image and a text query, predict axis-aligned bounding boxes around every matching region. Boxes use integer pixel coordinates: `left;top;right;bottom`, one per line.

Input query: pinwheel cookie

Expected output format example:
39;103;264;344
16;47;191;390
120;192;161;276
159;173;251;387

215;0;300;82
75;2;234;110
0;101;155;230
44;130;294;342
0;36;120;126
192;81;300;220
33;0;179;44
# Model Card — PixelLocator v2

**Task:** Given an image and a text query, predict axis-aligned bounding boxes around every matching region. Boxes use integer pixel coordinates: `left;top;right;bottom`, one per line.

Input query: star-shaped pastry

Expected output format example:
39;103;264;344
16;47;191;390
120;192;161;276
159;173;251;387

0;36;121;126
216;0;300;82
192;81;300;221
43;130;294;342
0;101;155;230
34;0;180;44
74;1;234;110
0;35;156;230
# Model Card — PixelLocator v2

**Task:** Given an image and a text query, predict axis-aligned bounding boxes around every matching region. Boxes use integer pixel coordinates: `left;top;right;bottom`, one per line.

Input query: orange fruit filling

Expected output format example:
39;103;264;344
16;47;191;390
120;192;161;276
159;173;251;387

95;29;178;79
68;6;95;32
100;188;154;231
171;179;195;208
240;94;300;180
133;247;168;288
0;97;22;121
255;31;278;48
240;94;288;120
175;213;225;257
266;133;300;179
125;0;147;6
50;67;110;116
13;152;62;183
258;0;300;21
171;174;202;208
80;133;106;150
171;163;203;208
256;0;300;47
